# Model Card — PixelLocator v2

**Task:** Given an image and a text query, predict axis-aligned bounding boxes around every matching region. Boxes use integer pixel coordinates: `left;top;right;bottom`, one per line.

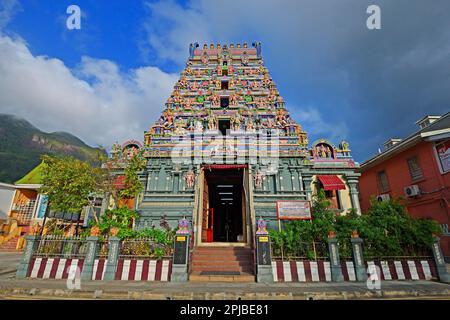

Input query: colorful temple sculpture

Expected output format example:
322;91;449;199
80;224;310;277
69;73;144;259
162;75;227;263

109;42;361;246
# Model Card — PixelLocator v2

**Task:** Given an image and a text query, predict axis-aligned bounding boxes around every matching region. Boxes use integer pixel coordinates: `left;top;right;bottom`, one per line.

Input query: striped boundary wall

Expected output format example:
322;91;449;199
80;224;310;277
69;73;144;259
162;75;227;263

114;259;172;281
362;259;437;281
272;260;333;282
272;259;437;282
27;257;84;279
27;257;173;281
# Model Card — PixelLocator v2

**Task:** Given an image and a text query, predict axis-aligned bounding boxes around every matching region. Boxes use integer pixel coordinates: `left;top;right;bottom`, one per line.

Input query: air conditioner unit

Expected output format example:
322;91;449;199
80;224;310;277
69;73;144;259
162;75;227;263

377;194;390;202
404;185;420;197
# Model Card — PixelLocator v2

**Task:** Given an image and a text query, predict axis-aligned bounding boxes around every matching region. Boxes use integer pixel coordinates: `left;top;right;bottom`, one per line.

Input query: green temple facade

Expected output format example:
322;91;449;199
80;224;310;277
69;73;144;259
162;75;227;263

111;42;361;247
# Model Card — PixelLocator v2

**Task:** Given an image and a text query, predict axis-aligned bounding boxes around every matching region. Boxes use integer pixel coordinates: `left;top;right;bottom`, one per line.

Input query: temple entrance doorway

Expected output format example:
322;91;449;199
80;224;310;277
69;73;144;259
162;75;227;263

201;166;247;243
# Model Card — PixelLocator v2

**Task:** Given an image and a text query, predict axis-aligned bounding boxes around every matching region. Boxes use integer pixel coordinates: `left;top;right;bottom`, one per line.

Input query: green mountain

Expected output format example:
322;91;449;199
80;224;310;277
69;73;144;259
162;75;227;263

0;114;107;183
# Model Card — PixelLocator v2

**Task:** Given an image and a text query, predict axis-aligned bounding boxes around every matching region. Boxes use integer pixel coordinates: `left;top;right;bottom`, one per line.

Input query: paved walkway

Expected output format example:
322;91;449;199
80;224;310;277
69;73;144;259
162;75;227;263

0;252;21;277
0;278;449;299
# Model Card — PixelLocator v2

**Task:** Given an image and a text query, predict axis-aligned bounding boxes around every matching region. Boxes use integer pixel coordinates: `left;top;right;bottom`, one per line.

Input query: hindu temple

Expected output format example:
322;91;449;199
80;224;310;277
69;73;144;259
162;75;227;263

113;42;362;246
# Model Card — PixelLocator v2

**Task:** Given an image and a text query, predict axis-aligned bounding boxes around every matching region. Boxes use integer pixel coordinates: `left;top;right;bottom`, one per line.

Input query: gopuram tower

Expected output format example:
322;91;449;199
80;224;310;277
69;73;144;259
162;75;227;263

130;42;361;247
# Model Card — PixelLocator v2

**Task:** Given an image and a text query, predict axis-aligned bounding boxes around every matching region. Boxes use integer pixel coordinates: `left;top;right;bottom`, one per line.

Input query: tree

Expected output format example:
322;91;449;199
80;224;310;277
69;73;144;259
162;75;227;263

117;149;146;200
39;155;99;215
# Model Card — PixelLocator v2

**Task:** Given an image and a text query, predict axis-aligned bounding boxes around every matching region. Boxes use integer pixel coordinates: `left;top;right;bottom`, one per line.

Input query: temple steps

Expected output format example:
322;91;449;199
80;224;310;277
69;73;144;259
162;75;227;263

190;246;255;282
0;237;20;252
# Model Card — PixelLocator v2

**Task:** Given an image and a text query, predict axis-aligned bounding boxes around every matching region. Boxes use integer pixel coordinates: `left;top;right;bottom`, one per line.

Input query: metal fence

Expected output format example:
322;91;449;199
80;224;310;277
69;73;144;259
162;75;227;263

96;236;109;258
362;241;434;260
271;241;329;261
34;235;88;258
119;237;173;259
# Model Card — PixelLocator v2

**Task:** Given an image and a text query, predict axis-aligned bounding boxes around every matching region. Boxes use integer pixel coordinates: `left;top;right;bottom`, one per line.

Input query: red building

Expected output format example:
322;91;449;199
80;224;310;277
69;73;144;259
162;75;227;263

358;113;450;260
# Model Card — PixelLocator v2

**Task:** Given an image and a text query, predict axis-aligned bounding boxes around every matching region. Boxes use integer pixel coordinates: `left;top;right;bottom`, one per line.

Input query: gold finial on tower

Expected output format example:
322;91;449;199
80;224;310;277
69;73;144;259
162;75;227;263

217;43;221;49
210;43;214;49
243;42;248;48
237;43;241;48
203;43;207;49
230;43;234;48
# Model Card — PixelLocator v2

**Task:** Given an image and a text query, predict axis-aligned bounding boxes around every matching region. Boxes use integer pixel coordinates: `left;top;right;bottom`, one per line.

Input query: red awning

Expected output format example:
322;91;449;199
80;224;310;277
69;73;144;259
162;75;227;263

317;175;346;191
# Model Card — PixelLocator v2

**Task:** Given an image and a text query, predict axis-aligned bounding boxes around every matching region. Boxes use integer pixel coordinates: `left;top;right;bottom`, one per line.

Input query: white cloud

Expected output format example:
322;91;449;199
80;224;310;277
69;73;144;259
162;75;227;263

289;105;349;144
0;34;178;148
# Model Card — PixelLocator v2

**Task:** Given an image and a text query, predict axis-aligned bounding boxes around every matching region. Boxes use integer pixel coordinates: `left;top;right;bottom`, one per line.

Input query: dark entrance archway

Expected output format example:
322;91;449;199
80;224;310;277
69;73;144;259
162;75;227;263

203;166;245;242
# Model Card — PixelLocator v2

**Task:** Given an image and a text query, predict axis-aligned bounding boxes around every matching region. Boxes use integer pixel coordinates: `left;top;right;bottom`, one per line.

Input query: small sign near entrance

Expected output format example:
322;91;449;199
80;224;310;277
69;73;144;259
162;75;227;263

276;200;312;220
174;235;188;265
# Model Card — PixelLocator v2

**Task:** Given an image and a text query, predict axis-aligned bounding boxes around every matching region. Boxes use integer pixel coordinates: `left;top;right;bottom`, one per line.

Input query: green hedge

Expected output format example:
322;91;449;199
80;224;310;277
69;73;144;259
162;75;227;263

269;191;441;260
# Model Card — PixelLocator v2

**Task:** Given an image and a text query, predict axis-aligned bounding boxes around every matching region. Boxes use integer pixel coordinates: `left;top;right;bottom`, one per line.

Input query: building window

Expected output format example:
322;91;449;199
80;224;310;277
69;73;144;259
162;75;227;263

377;170;390;193
323;190;341;210
220;97;229;108
221;81;228;90
441;224;449;236
407;156;423;181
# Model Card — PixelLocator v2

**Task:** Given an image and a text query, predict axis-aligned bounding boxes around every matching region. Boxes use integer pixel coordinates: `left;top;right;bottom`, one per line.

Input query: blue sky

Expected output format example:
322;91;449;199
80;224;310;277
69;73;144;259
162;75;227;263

0;0;449;162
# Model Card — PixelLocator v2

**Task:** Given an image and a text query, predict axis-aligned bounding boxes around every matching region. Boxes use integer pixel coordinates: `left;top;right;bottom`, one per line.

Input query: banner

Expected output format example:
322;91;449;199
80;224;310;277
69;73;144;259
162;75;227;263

276;200;312;220
36;195;48;219
435;140;450;173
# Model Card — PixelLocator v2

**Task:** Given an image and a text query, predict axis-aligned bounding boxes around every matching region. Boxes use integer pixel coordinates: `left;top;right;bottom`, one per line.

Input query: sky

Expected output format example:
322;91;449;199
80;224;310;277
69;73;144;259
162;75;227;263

0;0;449;162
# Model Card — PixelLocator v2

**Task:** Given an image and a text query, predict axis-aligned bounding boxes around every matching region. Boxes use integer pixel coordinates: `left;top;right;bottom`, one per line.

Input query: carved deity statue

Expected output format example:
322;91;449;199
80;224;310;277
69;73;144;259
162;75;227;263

241;51;249;65
211;93;220;106
179;76;187;89
195;120;204;132
207;112;217;130
251;81;260;90
111;141;121;161
256;217;268;235
190;81;198;91
215;79;221;89
201;52;209;65
163;109;174;127
230;93;238;106
216;65;222;76
254;171;265;188
185;170;196;188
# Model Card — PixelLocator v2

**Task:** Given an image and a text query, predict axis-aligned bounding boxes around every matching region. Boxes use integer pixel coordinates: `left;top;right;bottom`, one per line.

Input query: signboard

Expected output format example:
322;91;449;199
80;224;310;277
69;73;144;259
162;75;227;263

36;195;48;219
256;235;271;265
435;140;450;173
173;235;188;265
276;200;312;220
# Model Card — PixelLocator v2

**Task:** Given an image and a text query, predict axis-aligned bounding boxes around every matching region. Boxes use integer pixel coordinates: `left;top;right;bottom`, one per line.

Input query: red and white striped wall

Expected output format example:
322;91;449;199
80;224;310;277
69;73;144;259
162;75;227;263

92;258;108;280
114;259;172;281
363;259;436;281
272;259;437;282
272;260;333;282
27;257;84;279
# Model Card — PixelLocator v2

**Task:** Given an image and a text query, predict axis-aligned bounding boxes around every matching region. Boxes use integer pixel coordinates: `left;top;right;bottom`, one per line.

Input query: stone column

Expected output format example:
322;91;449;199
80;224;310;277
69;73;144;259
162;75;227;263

103;236;121;281
347;177;361;215
255;218;273;283
16;235;40;279
171;234;190;282
431;236;450;283
256;234;274;283
81;236;98;280
328;233;344;282
302;175;313;201
350;233;367;281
